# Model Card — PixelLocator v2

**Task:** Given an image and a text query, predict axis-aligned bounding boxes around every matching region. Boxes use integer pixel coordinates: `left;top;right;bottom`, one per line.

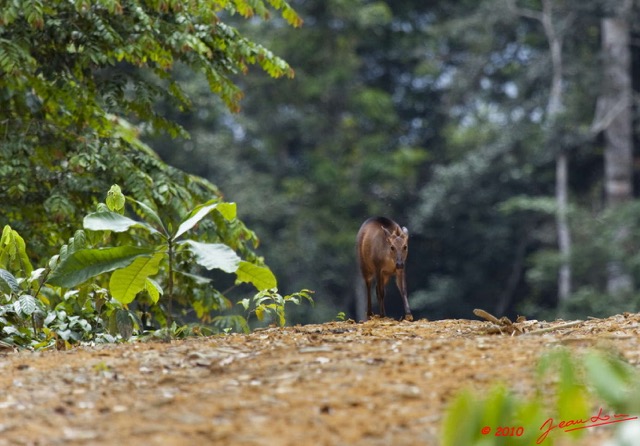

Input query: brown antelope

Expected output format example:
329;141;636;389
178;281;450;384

356;217;412;321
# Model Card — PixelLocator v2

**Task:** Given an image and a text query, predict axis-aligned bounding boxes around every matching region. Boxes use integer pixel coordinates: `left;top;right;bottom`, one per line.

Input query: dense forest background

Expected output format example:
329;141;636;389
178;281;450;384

2;0;640;338
151;0;640;323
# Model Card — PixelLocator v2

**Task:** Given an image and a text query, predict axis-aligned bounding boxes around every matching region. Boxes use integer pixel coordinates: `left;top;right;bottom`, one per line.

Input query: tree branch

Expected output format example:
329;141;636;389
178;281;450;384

590;96;630;135
506;0;543;22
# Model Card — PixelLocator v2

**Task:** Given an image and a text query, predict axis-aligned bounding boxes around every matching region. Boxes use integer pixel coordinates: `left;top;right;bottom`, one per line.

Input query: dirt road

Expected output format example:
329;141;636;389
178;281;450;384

1;315;639;445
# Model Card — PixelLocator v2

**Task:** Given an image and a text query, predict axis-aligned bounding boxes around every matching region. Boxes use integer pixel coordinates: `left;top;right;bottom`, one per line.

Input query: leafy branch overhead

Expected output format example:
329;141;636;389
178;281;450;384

1;0;301;125
1;0;303;284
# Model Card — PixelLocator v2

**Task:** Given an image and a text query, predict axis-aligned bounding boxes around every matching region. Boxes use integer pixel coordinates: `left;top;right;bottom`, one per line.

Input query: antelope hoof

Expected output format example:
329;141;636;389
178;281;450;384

404;314;414;322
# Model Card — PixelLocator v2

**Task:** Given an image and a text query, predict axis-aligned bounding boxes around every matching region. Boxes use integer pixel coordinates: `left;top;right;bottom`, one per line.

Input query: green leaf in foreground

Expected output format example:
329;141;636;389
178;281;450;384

106;184;125;213
84;211;160;235
182;240;241;273
583;351;640;412
145;277;163;304
47;246;156;288
127;197;166;235
236;261;277;290
109;252;165;304
0;225;33;276
18;294;37;315
441;389;478;446
0;268;20;293
173;201;237;241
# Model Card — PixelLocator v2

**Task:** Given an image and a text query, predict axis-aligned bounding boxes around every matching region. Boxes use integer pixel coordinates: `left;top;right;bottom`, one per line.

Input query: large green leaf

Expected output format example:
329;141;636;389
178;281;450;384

145;277;163;304
182;240;240;273
17;294;37;316
236;261;277;290
0;269;19;294
84;211;160;235
106;184;126;213
175;270;211;285
109;252;165;304
215;202;237;220
126;197;167;235
173;201;237;241
440;389;478;446
583;351;637;411
47;247;156;288
0;225;33;276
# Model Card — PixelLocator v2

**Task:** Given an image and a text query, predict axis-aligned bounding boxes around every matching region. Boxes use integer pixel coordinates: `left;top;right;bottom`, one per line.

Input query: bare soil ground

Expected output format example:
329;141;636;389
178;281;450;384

1;314;639;446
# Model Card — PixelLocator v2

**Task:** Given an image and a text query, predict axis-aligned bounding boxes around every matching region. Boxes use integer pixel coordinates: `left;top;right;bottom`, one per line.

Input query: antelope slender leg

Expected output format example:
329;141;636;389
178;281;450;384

395;270;412;321
376;274;388;317
365;278;373;319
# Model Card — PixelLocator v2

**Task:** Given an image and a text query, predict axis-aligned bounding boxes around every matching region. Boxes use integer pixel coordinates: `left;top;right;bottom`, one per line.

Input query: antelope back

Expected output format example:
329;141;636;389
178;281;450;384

357;217;409;271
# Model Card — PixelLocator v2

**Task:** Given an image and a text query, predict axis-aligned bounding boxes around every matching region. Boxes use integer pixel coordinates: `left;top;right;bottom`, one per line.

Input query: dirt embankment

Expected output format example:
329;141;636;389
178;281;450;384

1;315;639;445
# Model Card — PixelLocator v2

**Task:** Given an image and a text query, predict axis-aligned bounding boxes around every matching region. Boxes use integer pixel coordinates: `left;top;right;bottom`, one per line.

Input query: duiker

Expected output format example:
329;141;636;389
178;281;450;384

356;217;412;321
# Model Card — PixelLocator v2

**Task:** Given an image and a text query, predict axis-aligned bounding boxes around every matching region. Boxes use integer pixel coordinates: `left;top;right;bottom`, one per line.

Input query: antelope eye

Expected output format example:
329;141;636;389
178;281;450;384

390;246;396;251
403;245;407;251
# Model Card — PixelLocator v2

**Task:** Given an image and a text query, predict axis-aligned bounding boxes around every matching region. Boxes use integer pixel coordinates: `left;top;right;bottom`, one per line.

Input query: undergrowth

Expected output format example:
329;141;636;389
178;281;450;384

442;347;640;446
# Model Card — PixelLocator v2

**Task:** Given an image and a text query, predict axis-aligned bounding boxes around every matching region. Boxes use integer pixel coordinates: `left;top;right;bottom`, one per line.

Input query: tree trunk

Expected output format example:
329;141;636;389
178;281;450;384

510;0;573;303
601;9;633;295
541;0;571;302
556;152;571;301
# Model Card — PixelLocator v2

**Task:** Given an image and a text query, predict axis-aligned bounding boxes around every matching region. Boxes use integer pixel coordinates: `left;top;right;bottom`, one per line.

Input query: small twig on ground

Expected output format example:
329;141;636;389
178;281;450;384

474;308;522;335
473;308;501;325
524;320;584;335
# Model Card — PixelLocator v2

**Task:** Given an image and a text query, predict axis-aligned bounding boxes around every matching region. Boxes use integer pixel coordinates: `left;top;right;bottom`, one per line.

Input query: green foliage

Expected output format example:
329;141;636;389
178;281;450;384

1;0;301;275
48;246;159;289
47;185;277;326
1;0;298;117
239;288;314;328
582;350;640;414
536;349;591;441
0;0;313;341
520;201;640;318
0;216;308;348
109;252;165;305
235;261;278;290
106;184;126;214
0;225;33;278
0;254;128;349
499;196;561;216
441;348;640;446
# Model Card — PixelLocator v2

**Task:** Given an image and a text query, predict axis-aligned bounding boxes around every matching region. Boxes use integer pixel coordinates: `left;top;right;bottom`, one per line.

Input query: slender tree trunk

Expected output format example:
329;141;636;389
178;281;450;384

541;0;571;302
601;7;633;295
555;152;571;301
510;0;573;303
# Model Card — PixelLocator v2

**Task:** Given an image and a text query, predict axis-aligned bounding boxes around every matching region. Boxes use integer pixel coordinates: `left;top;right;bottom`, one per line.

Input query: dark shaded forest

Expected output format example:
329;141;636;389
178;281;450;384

151;0;640;323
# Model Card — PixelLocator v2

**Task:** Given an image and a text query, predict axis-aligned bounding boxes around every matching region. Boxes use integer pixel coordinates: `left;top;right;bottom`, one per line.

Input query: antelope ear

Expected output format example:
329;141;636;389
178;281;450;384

382;226;392;237
402;226;409;236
